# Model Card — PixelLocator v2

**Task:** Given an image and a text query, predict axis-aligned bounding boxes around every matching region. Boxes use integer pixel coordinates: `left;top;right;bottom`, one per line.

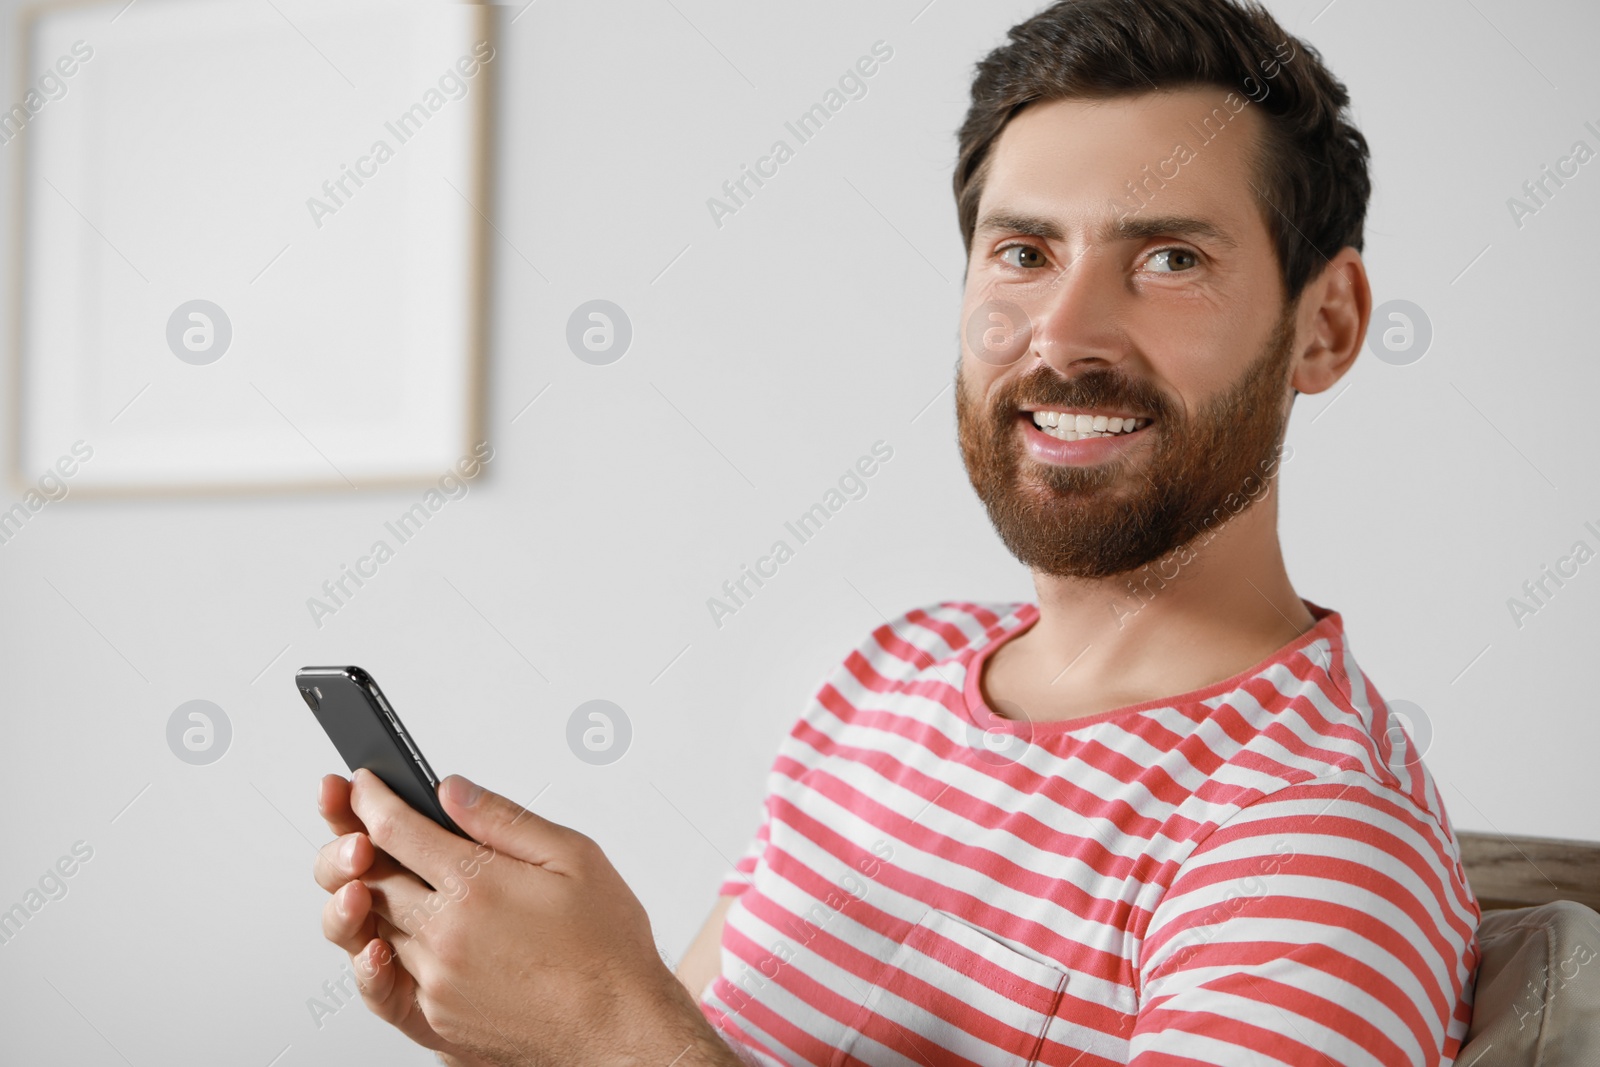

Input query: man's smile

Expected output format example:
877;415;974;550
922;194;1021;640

1024;406;1153;437
1016;408;1155;465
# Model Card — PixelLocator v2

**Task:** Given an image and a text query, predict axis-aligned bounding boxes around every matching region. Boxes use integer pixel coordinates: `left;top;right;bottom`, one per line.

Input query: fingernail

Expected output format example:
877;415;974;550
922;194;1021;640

339;834;358;867
445;775;482;807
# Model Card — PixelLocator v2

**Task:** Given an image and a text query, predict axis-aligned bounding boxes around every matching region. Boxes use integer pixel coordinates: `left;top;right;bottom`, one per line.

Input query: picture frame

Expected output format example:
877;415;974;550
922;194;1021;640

6;0;494;498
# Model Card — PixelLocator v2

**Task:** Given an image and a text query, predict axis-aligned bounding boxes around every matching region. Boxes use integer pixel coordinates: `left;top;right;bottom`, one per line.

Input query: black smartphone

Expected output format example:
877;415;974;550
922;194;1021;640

296;666;467;838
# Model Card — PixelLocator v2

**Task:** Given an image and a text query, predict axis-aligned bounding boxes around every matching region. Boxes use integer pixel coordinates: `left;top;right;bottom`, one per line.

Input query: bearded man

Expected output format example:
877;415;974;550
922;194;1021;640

311;2;1479;1064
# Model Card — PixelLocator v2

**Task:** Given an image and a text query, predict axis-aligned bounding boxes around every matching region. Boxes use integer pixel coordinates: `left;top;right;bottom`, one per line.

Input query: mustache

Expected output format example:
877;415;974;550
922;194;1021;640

996;367;1167;420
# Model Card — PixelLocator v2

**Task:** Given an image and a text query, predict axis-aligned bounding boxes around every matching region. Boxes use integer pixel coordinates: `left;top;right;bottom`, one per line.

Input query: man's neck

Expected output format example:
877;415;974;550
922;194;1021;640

999;493;1317;714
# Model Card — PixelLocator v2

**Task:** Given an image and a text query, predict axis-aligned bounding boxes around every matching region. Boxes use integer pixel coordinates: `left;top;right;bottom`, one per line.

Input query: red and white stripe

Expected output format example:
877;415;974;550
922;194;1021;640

697;600;1480;1066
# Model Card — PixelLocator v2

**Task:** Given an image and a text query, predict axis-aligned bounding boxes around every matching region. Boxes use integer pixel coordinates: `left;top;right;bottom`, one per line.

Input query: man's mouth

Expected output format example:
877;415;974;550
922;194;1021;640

1021;408;1153;442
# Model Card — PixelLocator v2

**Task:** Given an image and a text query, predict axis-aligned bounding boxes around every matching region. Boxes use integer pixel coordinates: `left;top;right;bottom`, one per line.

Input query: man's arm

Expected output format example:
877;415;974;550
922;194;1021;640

676;895;739;1001
1129;771;1480;1065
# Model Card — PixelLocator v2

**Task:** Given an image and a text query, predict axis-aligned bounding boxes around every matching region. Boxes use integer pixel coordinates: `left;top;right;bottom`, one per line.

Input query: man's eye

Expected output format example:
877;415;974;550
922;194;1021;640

1147;247;1200;273
997;243;1047;269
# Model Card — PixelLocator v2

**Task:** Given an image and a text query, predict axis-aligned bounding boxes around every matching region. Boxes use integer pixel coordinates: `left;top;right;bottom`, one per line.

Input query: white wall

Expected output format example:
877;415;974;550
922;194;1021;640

0;0;1596;1062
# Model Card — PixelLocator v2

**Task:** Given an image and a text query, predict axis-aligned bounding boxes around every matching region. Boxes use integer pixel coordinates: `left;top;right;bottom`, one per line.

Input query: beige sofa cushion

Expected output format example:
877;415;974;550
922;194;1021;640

1458;901;1600;1065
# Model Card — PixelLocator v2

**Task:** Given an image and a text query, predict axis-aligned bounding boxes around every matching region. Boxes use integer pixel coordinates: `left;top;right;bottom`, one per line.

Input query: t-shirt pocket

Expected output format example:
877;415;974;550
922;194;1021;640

831;906;1068;1067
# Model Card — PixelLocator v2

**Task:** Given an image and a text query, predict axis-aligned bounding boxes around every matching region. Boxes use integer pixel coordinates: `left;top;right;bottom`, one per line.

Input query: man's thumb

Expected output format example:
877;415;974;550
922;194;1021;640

438;774;569;867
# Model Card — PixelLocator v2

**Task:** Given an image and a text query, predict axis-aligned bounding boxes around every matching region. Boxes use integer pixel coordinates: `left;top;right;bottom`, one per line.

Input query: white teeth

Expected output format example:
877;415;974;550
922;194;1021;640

1030;411;1146;441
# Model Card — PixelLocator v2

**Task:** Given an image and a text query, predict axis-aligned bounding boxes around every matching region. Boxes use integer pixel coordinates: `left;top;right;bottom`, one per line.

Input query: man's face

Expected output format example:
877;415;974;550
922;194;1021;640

956;89;1299;580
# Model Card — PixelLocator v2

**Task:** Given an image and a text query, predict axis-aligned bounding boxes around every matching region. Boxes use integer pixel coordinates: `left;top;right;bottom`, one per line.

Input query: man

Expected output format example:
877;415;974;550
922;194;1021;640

312;0;1480;1064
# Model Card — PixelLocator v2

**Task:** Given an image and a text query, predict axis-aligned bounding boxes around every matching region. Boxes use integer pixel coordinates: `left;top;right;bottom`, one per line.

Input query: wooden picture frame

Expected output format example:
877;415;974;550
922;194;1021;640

7;0;494;498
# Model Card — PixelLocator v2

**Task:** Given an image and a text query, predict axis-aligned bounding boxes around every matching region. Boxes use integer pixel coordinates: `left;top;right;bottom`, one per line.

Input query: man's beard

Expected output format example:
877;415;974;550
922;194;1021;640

955;303;1296;580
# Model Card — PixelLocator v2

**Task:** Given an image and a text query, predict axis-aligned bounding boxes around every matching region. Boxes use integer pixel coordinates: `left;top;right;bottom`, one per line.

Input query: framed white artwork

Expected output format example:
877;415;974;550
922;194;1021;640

7;0;493;496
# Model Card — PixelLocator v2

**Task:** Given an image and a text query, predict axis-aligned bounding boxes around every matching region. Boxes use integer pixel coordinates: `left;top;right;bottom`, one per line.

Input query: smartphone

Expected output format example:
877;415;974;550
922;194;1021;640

296;665;467;838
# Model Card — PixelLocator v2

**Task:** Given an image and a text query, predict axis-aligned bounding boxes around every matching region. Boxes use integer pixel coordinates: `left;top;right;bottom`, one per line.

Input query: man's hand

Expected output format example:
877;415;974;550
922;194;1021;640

314;773;487;1065
313;769;741;1067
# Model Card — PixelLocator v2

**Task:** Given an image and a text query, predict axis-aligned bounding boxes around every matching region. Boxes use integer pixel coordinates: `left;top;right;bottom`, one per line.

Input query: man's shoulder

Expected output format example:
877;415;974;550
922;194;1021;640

1192;619;1471;882
845;598;1033;675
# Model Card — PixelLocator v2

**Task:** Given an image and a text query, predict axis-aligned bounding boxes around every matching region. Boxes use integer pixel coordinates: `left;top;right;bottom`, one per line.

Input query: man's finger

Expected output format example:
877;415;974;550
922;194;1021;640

437;773;585;870
312;831;375;892
312;833;418;897
322;879;377;955
317;773;365;837
371;914;427;991
349;769;460;890
351;937;400;1016
363;857;443;940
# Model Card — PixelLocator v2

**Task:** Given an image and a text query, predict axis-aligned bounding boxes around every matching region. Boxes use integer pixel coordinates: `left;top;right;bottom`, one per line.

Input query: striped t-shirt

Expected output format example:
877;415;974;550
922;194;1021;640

697;599;1480;1066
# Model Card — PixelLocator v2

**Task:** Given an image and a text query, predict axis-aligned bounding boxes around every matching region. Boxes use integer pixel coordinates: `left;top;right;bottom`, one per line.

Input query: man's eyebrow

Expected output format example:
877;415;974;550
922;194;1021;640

973;210;1065;241
973;210;1239;251
1107;214;1239;250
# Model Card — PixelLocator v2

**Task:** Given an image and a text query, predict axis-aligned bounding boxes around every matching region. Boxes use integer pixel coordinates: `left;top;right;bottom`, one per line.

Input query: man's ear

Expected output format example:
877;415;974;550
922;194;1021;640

1289;248;1370;397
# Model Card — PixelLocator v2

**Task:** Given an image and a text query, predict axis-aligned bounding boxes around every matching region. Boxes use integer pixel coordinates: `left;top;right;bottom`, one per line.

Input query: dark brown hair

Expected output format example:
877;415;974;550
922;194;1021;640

954;0;1370;308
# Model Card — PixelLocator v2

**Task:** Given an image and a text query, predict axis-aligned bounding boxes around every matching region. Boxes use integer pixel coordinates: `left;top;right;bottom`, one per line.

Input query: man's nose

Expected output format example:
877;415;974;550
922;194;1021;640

1022;247;1129;375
